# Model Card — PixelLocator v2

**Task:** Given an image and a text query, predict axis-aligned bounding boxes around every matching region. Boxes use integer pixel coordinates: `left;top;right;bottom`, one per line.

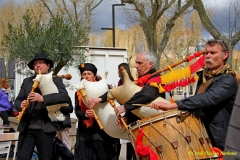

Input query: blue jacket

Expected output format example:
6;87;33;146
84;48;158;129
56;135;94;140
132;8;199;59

0;89;12;111
176;71;238;150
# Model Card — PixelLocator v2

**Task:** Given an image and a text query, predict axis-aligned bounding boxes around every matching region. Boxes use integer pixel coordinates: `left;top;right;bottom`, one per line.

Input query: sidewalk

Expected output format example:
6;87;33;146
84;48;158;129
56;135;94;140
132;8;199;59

0;144;127;160
119;143;127;160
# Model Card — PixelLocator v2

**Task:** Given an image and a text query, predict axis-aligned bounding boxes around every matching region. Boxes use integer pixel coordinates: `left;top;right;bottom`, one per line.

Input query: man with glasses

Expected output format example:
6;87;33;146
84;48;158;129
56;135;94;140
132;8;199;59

14;53;73;160
151;39;238;151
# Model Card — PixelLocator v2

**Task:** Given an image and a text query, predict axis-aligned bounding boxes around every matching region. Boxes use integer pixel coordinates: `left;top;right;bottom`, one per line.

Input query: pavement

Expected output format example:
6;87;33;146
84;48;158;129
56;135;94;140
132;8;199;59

0;119;129;160
0;143;128;160
119;143;127;160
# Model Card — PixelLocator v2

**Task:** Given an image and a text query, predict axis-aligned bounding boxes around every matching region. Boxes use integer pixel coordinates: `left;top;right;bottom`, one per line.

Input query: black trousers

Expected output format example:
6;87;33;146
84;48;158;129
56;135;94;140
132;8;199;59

0;111;9;125
126;143;137;160
17;129;56;160
74;140;113;160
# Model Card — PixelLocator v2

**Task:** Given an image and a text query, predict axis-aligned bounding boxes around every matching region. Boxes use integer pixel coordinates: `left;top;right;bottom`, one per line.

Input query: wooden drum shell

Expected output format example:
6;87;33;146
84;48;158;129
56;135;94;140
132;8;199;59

128;109;217;160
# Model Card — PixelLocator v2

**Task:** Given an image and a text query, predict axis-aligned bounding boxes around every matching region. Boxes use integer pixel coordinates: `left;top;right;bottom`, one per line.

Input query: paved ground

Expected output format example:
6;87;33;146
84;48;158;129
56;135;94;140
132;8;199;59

119;143;127;160
0;143;128;160
1;118;129;160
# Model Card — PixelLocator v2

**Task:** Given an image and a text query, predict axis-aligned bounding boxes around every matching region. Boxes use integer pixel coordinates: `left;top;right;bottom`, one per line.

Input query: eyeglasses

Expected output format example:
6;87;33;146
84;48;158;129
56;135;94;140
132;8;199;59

33;61;46;67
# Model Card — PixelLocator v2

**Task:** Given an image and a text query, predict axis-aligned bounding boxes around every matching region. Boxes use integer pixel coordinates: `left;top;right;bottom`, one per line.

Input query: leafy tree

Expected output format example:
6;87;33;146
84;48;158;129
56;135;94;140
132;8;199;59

1;9;89;75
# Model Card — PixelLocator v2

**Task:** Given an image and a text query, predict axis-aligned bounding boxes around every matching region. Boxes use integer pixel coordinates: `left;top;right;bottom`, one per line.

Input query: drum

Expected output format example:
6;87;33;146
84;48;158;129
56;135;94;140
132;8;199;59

128;109;218;160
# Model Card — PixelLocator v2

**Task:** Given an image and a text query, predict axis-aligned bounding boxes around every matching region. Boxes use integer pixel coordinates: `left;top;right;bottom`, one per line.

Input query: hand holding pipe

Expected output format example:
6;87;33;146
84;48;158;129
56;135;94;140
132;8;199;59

17;73;71;121
17;80;40;121
108;99;128;130
79;88;104;130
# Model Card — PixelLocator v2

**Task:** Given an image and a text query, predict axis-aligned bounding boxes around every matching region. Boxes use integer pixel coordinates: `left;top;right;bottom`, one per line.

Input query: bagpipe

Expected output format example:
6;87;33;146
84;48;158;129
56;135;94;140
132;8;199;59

17;72;72;121
75;50;206;136
115;50;220;160
135;50;205;91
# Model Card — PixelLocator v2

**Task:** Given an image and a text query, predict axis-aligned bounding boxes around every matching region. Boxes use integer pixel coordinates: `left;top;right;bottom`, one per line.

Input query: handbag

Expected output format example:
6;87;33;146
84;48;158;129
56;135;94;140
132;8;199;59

7;101;19;117
7;108;19;117
52;136;74;160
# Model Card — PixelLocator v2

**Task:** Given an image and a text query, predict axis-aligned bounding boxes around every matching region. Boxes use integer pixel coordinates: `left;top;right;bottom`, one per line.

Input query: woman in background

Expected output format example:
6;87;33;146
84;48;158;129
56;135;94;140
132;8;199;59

117;63;137;160
0;78;14;126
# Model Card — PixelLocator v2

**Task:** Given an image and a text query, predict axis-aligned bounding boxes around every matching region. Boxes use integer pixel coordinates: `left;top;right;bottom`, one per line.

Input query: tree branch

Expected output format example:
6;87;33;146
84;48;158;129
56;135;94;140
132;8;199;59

193;0;225;39
40;0;54;17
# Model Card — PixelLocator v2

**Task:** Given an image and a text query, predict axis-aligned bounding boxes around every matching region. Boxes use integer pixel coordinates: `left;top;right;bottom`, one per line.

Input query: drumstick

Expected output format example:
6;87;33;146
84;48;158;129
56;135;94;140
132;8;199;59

79;89;104;130
108;99;128;130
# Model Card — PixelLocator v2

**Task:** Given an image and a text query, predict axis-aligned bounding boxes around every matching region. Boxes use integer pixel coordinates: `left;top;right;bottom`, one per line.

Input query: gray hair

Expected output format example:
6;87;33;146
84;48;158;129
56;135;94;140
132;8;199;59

206;39;229;52
137;51;156;66
206;39;229;62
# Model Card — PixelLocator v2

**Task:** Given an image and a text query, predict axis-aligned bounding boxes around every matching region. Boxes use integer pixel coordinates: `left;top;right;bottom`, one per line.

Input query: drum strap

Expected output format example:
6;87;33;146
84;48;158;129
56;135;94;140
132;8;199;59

196;78;213;94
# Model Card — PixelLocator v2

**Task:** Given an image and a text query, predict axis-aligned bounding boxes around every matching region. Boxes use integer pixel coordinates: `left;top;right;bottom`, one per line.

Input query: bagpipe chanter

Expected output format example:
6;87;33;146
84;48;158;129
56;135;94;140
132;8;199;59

76;79;129;140
34;71;69;121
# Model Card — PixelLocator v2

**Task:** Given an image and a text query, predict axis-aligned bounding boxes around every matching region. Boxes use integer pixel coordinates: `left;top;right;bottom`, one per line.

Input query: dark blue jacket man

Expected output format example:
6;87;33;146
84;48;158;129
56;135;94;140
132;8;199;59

151;39;238;151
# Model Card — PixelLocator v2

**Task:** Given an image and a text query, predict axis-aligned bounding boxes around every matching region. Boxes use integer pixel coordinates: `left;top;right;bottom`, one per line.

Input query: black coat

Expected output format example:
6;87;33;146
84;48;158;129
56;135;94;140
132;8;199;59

74;92;113;141
124;68;165;124
57;97;74;129
14;76;70;133
176;71;238;150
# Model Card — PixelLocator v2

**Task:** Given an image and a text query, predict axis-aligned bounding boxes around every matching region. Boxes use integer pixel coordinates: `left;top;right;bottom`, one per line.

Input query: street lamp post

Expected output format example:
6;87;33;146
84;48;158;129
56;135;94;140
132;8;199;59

101;3;125;47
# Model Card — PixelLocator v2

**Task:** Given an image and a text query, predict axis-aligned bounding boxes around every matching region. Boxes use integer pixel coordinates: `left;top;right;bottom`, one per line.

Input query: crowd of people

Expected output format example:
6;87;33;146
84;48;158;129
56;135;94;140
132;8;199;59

1;39;239;160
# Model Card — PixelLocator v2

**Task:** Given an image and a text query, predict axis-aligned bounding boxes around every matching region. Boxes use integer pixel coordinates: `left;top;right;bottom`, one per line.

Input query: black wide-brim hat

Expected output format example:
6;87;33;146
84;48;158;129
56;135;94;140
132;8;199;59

27;53;54;70
79;63;97;75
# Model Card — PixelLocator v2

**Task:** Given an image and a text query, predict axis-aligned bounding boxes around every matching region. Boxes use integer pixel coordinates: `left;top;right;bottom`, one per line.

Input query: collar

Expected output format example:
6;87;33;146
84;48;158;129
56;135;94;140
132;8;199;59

139;68;156;78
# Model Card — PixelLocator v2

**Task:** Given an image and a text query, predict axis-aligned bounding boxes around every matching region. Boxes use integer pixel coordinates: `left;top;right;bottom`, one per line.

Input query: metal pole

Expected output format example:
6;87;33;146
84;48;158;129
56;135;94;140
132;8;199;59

112;4;125;48
112;5;115;47
102;4;125;48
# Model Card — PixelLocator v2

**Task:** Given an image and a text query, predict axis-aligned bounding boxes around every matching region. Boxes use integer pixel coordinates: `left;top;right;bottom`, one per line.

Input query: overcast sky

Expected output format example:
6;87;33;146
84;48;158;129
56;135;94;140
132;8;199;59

92;0;239;41
0;0;239;49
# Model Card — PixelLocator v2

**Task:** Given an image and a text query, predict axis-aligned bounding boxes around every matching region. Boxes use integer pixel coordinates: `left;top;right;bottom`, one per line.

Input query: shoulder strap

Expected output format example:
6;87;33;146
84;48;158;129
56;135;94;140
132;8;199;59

197;78;213;94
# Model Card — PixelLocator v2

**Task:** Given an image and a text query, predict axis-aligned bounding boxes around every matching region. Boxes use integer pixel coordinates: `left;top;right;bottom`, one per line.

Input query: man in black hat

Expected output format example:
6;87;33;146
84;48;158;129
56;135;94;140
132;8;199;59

14;53;72;160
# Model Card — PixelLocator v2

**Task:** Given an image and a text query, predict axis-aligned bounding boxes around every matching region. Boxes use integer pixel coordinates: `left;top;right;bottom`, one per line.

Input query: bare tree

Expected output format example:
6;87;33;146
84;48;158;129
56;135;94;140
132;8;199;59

162;11;202;66
121;0;193;69
193;0;240;66
39;0;103;34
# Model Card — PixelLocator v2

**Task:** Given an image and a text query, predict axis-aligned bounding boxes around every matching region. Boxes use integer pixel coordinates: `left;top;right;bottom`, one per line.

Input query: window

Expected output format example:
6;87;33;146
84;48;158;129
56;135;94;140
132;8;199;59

175;87;183;95
189;86;193;95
